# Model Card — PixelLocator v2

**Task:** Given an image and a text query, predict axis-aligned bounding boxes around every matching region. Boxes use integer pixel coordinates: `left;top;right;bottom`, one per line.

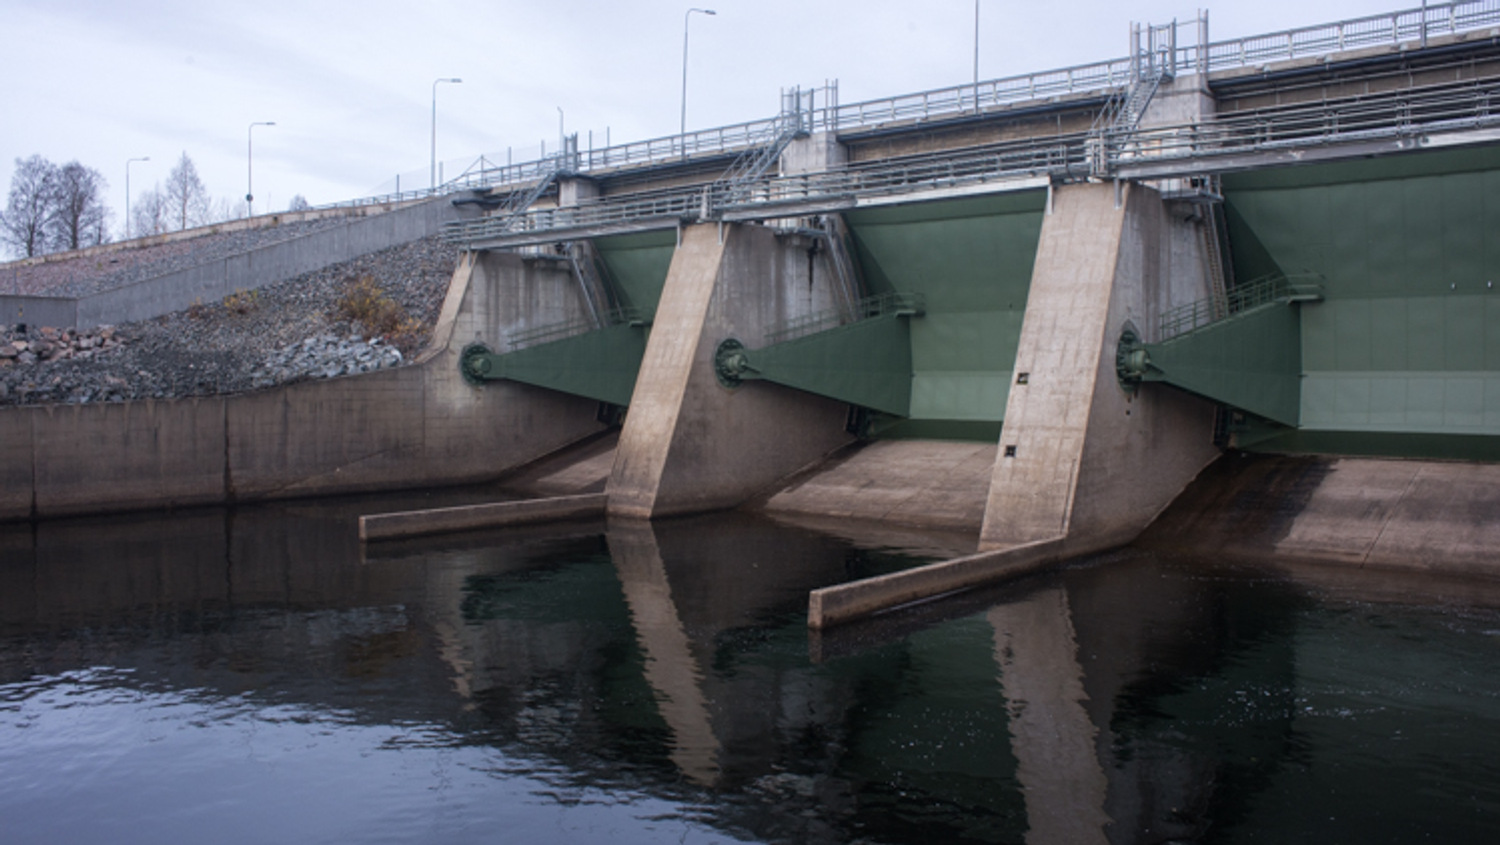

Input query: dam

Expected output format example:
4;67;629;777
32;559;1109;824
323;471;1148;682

8;4;1500;842
3;2;1500;625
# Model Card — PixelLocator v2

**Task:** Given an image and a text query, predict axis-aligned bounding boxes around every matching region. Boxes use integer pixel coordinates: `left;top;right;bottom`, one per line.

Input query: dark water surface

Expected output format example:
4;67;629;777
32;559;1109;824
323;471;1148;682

3;494;1500;844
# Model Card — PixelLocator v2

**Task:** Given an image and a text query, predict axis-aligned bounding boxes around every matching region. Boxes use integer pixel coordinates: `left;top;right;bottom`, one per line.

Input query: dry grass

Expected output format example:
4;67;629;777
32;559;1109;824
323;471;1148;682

333;275;424;350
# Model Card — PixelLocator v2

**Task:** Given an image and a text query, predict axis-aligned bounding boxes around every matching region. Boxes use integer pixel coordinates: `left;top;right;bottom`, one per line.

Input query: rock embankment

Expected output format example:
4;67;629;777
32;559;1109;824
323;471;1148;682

0;235;458;407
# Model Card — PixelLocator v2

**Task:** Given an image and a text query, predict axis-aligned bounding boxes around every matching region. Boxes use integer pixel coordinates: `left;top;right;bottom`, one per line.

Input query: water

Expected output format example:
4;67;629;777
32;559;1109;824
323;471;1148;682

3;494;1500;844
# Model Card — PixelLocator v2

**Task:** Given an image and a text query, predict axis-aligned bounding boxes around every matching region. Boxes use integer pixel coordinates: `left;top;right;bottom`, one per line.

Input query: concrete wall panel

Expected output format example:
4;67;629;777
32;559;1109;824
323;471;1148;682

31;398;227;517
0;407;33;520
2;237;607;520
0;296;76;327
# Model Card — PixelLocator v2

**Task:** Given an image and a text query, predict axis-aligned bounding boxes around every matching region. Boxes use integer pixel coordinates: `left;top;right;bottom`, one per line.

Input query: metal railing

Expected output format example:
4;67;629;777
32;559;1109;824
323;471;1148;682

1102;74;1500;176
442;132;1084;248
763;292;926;344
1192;0;1500;72
443;71;1500;248
506;306;644;350
1158;273;1323;340
325;3;1500;216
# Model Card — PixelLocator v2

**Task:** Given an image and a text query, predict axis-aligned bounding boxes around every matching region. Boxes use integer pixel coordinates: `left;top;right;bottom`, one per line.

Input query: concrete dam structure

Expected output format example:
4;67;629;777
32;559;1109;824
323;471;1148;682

7;2;1500;623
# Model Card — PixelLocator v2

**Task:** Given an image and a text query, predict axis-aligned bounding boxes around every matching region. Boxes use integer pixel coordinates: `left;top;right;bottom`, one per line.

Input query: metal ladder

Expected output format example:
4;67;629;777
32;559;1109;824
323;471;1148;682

1090;20;1178;176
711;87;812;208
1200;198;1231;320
819;214;865;325
566;241;617;330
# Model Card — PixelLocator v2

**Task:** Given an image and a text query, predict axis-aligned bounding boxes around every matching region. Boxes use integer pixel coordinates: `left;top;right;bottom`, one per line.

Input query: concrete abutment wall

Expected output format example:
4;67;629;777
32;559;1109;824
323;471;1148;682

1;249;608;521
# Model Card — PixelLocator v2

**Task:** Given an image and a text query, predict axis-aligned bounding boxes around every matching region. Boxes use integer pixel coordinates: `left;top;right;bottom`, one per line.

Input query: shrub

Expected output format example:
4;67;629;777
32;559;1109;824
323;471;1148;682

334;275;424;351
224;288;259;314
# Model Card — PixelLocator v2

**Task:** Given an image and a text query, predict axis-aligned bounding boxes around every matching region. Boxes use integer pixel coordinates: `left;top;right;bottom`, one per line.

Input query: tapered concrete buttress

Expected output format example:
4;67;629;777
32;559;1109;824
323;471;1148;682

607;223;853;519
979;182;1220;552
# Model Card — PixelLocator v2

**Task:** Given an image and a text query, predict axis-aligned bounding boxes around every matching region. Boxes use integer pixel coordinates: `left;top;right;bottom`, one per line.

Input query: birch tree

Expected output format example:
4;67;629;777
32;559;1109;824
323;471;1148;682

0;155;58;258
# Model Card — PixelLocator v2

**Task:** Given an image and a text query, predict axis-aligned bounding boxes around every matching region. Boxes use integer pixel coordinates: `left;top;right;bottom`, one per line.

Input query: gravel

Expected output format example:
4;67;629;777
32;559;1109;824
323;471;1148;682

0;216;351;298
0;235;459;407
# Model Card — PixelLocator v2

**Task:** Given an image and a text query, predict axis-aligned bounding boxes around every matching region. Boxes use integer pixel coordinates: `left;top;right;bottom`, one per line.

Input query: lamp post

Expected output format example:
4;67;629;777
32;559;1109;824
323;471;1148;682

125;156;149;240
680;8;717;143
247;121;275;218
431;77;462;190
974;0;981;88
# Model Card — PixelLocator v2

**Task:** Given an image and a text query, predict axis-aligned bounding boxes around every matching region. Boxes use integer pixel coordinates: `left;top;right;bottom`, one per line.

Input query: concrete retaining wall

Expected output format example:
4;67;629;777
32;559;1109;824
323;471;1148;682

0;250;608;521
2;197;474;330
0;295;76;329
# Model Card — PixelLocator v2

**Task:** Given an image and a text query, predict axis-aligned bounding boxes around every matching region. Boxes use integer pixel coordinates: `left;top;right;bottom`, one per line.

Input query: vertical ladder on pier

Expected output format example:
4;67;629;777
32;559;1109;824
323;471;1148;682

820;214;865;325
1200;195;1232;322
567;241;617;329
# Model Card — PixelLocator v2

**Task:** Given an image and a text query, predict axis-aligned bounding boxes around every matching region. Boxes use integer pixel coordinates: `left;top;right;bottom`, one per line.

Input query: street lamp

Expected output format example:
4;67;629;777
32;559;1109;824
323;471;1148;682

680;8;717;142
247;121;275;218
431;77;462;190
125;156;149;240
974;0;981;88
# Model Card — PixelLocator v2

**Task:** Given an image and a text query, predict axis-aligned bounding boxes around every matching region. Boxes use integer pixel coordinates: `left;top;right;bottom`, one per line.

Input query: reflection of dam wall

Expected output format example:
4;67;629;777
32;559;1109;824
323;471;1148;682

8;490;1491;844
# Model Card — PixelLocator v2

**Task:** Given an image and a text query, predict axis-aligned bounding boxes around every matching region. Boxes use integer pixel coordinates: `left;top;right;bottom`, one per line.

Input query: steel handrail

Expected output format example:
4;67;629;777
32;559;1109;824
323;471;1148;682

1158;272;1324;340
763;292;926;344
1102;75;1500;171
506;306;644;349
328;3;1500;215
442;133;1087;247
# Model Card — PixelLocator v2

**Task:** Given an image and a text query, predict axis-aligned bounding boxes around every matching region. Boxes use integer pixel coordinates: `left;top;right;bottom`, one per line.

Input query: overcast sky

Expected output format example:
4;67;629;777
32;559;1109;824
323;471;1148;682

3;0;1416;231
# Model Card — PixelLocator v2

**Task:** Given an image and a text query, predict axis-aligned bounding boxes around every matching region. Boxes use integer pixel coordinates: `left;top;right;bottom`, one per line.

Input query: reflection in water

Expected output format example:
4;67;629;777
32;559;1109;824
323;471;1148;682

989;589;1109;845
4;497;1500;844
609;520;721;786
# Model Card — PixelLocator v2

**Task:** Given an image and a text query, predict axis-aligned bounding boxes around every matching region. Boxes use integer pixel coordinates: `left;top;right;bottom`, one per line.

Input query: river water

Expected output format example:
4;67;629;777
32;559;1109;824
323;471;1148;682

3;491;1499;844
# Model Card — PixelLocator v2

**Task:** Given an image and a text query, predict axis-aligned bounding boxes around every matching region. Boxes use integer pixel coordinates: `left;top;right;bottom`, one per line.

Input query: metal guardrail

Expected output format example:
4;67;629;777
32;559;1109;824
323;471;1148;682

1192;0;1500;72
329;3;1500;216
434;3;1499;196
442;133;1085;248
443;70;1499;249
506;306;644;349
1103;75;1500;176
764;292;926;344
1158;274;1323;340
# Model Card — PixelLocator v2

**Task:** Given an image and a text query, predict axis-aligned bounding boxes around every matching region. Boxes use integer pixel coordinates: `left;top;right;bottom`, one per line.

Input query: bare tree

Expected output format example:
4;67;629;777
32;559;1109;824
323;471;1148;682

287;194;311;212
0;155;59;258
47;161;110;252
162;152;210;231
207;196;249;223
131;187;170;238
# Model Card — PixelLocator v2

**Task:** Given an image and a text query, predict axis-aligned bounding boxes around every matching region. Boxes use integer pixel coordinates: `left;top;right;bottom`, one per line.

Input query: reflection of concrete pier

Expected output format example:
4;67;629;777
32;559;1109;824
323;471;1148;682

989;588;1111;845
608;520;722;785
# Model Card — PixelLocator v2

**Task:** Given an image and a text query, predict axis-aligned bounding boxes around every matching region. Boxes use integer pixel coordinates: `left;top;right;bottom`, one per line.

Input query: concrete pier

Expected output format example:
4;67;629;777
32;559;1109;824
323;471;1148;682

607;223;852;519
980;182;1219;552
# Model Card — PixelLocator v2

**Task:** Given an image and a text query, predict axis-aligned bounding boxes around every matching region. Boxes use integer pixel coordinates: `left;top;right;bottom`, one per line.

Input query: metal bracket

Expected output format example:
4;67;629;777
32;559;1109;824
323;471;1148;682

713;338;759;388
460;341;495;386
1114;321;1154;393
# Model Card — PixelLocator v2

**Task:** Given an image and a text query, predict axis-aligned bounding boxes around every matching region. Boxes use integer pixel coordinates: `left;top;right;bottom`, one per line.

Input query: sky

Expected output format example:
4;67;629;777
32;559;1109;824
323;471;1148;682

2;0;1418;234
